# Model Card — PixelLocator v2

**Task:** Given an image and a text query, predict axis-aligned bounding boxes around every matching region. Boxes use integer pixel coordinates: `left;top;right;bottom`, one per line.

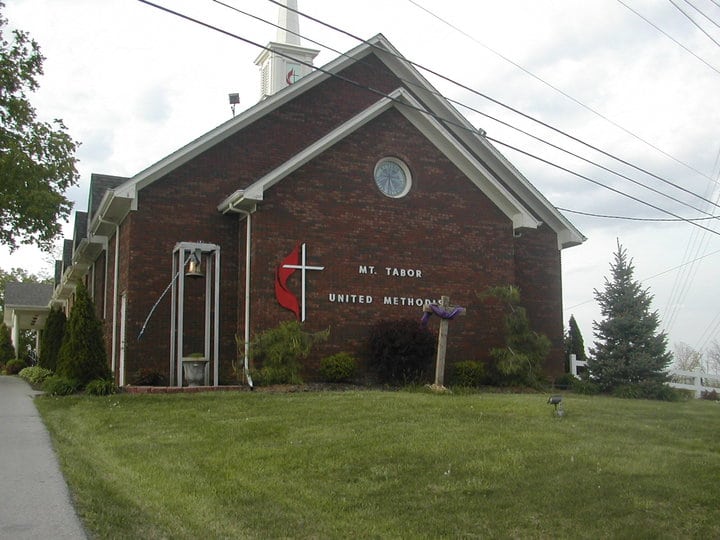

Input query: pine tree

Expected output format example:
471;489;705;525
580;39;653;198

564;315;586;366
39;307;66;371
0;323;16;363
57;281;110;385
588;241;671;391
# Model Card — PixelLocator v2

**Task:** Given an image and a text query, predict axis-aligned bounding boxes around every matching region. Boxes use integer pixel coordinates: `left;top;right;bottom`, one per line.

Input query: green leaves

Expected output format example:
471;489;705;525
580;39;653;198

0;3;79;252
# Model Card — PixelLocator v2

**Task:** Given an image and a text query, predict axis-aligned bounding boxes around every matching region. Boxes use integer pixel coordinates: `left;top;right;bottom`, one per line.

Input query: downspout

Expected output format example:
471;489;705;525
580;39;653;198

98;218;120;378
230;202;253;388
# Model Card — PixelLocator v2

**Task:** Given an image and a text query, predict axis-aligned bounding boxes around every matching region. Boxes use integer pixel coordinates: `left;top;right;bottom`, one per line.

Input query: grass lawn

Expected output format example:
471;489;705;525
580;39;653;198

37;389;720;539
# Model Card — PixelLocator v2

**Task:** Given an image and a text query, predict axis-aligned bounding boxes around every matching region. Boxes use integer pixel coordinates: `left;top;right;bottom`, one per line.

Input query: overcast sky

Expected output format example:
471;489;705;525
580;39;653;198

4;0;720;359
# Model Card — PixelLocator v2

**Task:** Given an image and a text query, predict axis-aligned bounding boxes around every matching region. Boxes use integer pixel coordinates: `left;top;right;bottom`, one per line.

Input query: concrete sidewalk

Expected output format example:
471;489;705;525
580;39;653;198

0;375;86;539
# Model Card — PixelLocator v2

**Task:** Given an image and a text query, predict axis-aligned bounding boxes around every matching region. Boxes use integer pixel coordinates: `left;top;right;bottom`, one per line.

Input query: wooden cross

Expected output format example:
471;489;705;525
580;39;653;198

424;295;466;389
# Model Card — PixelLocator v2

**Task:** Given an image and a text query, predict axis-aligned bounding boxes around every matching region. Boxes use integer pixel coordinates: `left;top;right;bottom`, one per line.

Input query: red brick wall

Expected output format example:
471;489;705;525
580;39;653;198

113;52;564;383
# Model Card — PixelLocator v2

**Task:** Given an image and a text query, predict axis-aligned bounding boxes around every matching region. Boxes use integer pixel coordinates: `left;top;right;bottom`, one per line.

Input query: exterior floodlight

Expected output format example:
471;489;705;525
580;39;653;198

185;249;204;278
547;395;564;417
229;93;240;117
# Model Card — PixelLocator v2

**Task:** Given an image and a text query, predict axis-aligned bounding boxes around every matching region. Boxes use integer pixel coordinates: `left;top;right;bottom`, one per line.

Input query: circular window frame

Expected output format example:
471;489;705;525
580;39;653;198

373;157;412;199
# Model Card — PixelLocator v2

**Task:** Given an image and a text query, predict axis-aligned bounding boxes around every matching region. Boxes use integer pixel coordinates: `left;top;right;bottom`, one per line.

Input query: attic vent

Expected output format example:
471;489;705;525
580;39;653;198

261;64;270;97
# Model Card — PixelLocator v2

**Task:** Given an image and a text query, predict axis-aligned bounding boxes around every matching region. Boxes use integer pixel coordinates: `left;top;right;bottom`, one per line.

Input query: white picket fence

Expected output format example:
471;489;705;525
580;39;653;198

568;355;720;398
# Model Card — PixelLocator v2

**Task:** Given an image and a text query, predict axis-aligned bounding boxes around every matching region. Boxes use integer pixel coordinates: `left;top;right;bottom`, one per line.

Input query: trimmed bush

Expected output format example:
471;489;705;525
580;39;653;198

57;282;110;386
18;366;53;385
5;358;26;375
0;323;16;364
86;378;117;396
319;353;357;383
368;318;436;385
42;375;79;396
451;361;486;387
39;307;66;371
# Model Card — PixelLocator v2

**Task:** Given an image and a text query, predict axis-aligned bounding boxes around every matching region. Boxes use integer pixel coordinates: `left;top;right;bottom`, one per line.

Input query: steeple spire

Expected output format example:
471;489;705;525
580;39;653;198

254;0;320;100
276;0;300;46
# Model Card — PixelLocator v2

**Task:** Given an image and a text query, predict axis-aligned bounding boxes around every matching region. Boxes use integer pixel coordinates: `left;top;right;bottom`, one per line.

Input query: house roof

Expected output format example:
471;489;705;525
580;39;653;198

3;282;54;330
85;34;585;249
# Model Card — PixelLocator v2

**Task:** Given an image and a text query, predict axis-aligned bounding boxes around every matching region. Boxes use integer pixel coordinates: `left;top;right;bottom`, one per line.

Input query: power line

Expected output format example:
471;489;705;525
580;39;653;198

406;0;719;183
219;0;719;218
681;0;720;31
137;0;720;238
616;0;720;75
557;207;719;221
669;0;720;47
265;0;720;212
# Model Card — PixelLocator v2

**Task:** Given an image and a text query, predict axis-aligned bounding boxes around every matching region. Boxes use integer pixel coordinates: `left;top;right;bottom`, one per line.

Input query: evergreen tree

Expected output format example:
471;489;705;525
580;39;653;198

588;241;671;391
39;307;65;371
564;314;586;367
0;322;16;363
57;281;109;385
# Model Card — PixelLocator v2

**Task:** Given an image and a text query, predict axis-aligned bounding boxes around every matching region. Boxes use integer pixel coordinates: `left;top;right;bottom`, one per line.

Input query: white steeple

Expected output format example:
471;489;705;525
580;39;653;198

254;0;320;100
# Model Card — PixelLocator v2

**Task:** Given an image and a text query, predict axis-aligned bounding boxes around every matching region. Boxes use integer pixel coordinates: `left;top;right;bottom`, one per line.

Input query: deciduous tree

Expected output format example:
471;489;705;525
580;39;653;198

0;2;79;252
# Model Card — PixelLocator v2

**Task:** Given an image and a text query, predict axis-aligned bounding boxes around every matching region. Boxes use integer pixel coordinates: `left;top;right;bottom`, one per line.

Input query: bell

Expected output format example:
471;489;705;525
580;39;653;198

185;251;204;278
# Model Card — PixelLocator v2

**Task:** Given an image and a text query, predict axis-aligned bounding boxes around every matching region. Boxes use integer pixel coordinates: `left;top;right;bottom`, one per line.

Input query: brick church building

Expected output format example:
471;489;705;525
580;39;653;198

49;2;584;387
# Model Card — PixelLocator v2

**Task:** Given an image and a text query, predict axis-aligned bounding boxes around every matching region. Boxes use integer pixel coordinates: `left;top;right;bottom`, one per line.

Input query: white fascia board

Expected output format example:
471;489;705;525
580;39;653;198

239;89;404;198
227;88;537;229
392;92;540;228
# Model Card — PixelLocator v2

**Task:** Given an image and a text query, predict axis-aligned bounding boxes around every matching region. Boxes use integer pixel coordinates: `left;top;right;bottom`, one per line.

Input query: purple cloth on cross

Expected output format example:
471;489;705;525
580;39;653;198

421;304;466;326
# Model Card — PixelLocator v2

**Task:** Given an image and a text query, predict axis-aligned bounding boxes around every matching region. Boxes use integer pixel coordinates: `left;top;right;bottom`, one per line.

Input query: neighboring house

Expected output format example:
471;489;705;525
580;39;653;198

48;2;585;386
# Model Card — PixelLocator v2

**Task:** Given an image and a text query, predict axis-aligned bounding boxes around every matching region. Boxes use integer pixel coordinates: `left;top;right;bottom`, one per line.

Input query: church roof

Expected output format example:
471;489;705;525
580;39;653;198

91;34;585;249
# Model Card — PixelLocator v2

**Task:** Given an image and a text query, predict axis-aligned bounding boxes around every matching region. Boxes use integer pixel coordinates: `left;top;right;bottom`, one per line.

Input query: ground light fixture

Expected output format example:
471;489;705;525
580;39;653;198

547;395;564;417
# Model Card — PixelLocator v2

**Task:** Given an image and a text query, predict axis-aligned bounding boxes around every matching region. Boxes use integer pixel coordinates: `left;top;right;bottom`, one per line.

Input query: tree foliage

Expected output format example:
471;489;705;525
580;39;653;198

0;321;15;362
0;2;79;252
368;318;436;385
564;314;586;363
480;285;550;387
57;281;109;385
39;306;65;371
588;241;672;391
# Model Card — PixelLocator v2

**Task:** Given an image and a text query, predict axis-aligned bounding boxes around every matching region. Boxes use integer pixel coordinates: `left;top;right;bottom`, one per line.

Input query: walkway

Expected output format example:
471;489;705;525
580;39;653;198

0;375;86;539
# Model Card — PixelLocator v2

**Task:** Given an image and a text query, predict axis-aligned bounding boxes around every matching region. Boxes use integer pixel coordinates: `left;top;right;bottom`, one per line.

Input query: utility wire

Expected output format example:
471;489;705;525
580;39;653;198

669;0;720;47
557;207;719;221
406;0;719;183
138;0;720;237
682;0;720;31
616;0;720;75
218;0;720;218
266;0;720;209
566;245;720;310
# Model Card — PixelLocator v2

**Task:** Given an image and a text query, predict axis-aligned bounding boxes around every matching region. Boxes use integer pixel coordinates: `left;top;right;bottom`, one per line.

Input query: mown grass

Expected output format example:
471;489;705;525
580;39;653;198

36;390;720;539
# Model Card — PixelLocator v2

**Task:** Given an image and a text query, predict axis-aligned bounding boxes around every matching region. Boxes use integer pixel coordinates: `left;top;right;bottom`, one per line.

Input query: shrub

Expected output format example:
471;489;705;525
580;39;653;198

701;389;719;401
612;381;682;402
451;361;486;387
553;372;577;390
130;368;166;386
39;307;66;371
249;366;302;386
368;318;436;385
0;324;16;363
18;366;53;385
5;358;26;375
571;377;600;395
42;375;79;396
479;286;550;388
244;321;329;385
319;353;357;383
86;378;117;396
57;282;110;386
